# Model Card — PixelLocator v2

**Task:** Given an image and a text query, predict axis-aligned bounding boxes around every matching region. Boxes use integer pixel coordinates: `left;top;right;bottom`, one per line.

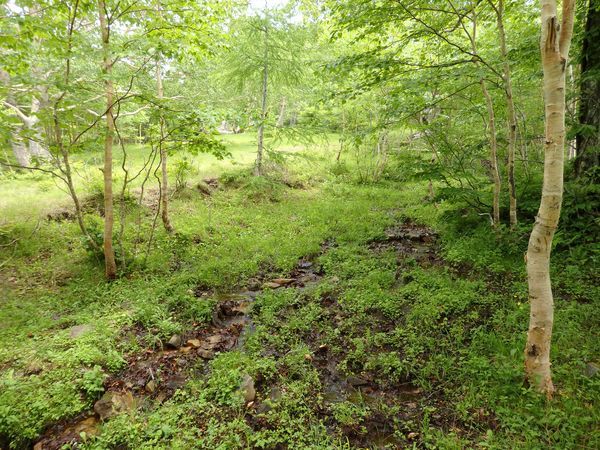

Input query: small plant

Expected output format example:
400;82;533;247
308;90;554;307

331;401;369;427
81;365;106;398
174;157;194;192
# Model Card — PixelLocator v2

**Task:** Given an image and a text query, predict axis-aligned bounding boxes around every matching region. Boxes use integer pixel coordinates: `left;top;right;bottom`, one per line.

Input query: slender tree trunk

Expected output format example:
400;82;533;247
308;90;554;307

28;94;52;160
470;12;501;226
337;107;346;162
255;19;269;177
494;0;518;227
10;136;30;167
574;0;599;178
566;64;578;160
276;96;286;127
53;109;97;249
524;0;575;397
156;59;174;233
98;0;117;280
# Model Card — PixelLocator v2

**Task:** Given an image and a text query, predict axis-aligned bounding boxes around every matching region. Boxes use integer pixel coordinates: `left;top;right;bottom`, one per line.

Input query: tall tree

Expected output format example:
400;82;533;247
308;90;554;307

524;0;575;396
98;0;118;280
256;6;269;176
223;7;307;176
469;5;501;227
574;0;599;178
156;56;174;232
490;0;518;227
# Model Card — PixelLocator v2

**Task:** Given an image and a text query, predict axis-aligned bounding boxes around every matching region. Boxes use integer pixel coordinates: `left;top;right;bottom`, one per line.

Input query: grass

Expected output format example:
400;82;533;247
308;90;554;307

0;133;598;449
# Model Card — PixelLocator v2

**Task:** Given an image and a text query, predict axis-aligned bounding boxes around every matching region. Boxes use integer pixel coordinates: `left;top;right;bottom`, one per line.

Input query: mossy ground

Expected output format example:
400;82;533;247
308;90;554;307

0;134;598;449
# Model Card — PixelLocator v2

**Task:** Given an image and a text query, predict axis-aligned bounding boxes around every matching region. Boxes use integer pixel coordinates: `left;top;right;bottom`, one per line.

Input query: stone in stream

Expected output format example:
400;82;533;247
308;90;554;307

187;339;201;348
247;278;262;291
271;278;295;286
198;349;214;359
94;391;135;420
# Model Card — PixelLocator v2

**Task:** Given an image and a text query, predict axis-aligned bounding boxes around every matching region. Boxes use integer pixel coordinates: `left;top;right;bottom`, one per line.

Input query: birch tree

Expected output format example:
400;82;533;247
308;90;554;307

524;0;575;396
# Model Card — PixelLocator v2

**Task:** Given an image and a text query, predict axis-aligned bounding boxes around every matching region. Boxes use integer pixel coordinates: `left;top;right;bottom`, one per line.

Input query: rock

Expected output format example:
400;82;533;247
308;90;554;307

167;375;186;390
180;346;192;353
198;349;214;359
206;335;222;347
94;391;135;420
408;432;419;440
247;278;262;291
167;334;182;349
69;324;93;339
33;443;43;450
585;362;600;377
145;380;156;393
347;376;369;387
196;182;213;196
299;261;313;269
263;282;282;289
240;374;255;402
272;278;295;286
203;177;219;188
187;339;201;348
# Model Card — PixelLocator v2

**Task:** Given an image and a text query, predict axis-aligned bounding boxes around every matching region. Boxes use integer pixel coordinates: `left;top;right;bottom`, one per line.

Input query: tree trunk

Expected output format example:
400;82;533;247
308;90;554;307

156;59;174;233
494;0;518;227
470;11;501;227
276;96;286;127
525;0;575;397
98;0;118;280
28;93;52;160
11;136;31;167
574;0;599;178
255;20;269;177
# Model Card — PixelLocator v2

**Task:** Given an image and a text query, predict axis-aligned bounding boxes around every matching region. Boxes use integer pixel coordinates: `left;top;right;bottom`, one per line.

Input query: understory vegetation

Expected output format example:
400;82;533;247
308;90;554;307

1;135;598;449
1;0;599;448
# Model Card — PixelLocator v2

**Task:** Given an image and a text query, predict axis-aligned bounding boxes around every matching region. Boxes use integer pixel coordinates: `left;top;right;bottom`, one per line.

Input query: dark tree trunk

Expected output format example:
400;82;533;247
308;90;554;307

575;0;600;179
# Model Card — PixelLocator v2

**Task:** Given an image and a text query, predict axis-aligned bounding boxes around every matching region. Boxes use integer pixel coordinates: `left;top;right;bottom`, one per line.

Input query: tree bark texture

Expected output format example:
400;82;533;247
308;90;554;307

524;0;575;396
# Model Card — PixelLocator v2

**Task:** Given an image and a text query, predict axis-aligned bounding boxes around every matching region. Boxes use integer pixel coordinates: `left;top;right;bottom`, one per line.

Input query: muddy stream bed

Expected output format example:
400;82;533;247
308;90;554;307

34;221;443;449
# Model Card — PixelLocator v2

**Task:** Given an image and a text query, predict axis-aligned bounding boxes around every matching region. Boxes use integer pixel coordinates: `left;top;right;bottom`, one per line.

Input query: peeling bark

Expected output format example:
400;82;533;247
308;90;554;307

525;0;575;396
